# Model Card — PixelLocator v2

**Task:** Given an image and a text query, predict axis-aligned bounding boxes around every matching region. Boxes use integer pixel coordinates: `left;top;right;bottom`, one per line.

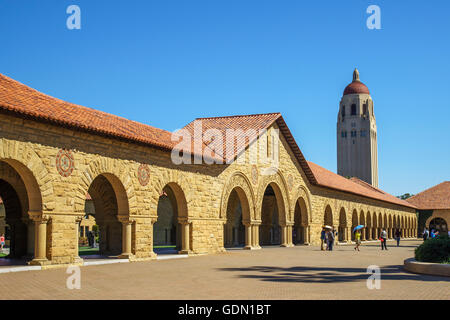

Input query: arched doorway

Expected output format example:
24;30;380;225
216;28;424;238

366;212;372;240
388;214;393;238
338;208;347;242
351;210;358;241
260;184;285;246
0;159;43;264
359;211;366;241
372;213;377;240
83;173;128;257
154;183;189;254
293;197;308;245
429;217;448;234
324;205;333;227
224;187;251;249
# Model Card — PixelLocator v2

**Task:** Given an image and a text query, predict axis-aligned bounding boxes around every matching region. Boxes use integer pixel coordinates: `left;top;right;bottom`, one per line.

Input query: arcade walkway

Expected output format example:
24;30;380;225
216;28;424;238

0;239;448;300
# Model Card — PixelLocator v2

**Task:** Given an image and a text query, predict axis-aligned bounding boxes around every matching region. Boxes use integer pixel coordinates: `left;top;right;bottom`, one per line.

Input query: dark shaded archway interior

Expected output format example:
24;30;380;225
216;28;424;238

260;185;281;245
293;198;308;244
154;185;182;253
0;179;28;258
224;189;245;248
85;175;123;256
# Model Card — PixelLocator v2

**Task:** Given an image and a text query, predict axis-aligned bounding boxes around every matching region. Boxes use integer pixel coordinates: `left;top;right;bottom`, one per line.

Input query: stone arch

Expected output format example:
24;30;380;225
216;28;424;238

0;141;51;263
258;174;289;246
292;196;309;244
372;212;378;239
351;209;358;241
338;207;347;242
220;172;255;221
0;139;53;213
256;171;290;224
359;210;366;240
290;185;312;223
366;211;372;240
86;172;130;256
324;204;333;227
78;158;137;215
221;173;255;250
154;181;189;253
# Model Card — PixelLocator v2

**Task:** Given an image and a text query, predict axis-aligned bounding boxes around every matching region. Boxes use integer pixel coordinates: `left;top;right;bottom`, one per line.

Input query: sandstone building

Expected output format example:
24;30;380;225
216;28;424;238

407;181;450;235
0;72;417;267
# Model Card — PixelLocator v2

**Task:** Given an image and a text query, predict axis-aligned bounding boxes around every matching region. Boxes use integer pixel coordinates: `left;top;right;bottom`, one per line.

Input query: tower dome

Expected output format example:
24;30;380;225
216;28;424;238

343;69;370;96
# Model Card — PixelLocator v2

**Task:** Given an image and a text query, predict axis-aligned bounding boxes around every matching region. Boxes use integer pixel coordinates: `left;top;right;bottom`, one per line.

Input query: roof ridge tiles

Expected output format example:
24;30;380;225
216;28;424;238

194;112;281;120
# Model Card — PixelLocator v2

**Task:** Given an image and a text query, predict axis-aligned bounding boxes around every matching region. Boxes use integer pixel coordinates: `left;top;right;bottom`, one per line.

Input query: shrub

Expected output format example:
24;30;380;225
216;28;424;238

415;234;450;263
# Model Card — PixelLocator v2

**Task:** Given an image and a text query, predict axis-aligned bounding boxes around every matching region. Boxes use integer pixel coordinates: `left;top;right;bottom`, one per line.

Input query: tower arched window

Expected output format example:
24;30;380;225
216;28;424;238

351;104;357;116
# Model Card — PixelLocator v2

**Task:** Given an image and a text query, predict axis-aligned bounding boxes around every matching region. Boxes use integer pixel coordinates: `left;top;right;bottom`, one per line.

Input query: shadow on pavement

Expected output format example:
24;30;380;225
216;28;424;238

216;265;450;283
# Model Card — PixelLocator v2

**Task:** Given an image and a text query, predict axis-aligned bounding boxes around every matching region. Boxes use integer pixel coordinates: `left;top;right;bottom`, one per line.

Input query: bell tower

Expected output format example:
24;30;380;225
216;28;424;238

337;69;378;188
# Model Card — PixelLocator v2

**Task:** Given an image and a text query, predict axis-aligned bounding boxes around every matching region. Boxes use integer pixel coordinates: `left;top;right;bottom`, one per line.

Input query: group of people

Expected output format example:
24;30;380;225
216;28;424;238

320;227;337;251
87;230;97;248
322;226;405;252
422;228;449;241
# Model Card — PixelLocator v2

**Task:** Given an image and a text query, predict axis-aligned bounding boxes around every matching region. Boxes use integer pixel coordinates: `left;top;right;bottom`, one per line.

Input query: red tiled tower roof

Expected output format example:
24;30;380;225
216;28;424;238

343;69;370;96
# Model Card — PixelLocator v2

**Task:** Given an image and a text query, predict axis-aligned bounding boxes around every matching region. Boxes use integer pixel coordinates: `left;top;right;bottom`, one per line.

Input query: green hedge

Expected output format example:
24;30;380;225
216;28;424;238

415;234;450;264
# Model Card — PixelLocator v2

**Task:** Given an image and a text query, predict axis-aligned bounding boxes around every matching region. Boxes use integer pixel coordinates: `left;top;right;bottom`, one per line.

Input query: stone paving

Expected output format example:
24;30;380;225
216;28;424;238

0;239;448;300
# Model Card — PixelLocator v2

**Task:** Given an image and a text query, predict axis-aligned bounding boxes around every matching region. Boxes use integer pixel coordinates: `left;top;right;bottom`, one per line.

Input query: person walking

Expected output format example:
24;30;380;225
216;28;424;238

430;229;435;238
87;230;93;247
327;229;335;251
423;228;429;241
320;228;326;251
380;228;388;250
354;230;361;251
0;234;4;252
395;229;401;246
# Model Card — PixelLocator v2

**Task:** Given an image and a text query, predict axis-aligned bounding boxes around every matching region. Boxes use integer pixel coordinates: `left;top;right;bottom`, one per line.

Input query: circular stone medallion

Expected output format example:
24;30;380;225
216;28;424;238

56;149;74;177
138;164;150;186
251;165;258;185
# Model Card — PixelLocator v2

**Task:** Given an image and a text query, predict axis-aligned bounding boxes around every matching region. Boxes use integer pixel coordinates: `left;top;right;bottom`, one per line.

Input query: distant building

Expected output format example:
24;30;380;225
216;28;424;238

407;181;450;235
337;69;378;187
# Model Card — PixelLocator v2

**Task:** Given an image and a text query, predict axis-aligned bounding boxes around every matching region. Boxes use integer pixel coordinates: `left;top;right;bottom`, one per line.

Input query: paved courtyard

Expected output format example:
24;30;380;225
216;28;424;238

0;239;448;300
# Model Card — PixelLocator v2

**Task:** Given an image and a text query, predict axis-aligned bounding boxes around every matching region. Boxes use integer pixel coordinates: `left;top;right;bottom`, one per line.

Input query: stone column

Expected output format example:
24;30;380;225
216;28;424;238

243;223;252;250
179;220;191;254
286;224;294;247
280;225;288;247
118;216;134;259
346;227;351;243
251;224;261;249
304;225;310;245
73;216;83;264
24;218;35;257
28;213;49;266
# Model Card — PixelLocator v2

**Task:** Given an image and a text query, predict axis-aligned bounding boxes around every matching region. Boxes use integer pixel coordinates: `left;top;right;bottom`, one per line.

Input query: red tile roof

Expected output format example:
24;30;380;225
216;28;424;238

0;73;414;210
406;181;450;210
182;113;317;183
343;81;370;96
0;73;215;161
308;162;416;209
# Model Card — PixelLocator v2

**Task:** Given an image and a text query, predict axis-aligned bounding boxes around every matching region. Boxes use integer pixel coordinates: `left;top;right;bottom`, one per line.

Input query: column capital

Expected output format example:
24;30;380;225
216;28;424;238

29;212;50;224
178;217;191;225
118;215;135;224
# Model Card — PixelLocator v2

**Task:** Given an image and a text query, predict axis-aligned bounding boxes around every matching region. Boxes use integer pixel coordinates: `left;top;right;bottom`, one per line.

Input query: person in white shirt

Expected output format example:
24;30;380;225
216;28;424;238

380;229;388;250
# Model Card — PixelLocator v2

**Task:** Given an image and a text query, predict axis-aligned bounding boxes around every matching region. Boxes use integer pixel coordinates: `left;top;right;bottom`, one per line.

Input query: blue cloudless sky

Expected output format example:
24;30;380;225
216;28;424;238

1;0;449;196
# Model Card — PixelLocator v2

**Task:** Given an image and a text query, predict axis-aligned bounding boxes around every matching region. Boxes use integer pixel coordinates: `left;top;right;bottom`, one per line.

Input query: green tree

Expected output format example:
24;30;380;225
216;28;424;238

397;193;414;200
